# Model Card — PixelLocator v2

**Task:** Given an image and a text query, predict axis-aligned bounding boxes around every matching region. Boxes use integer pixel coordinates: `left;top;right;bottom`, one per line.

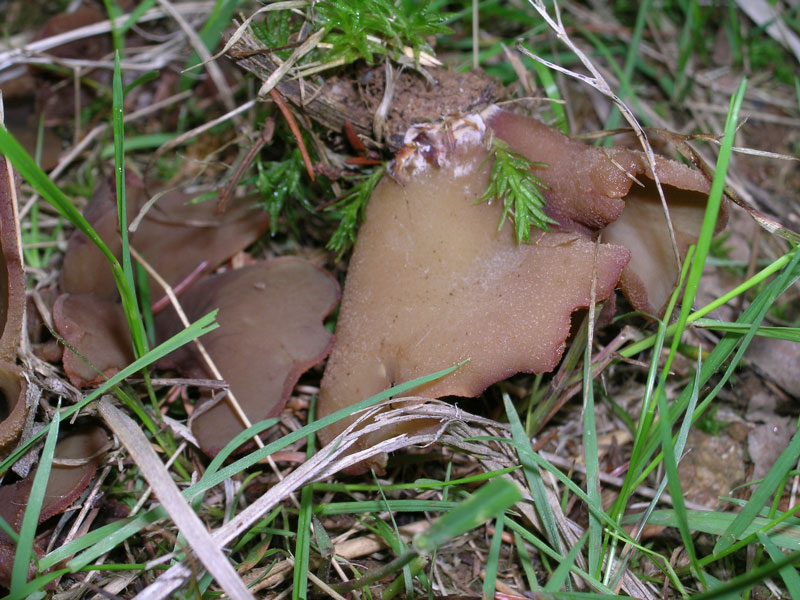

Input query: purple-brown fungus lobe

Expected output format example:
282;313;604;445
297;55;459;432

53;294;135;388
316;107;726;468
0;151;29;459
60;173;270;300
155;258;340;456
0;426;110;589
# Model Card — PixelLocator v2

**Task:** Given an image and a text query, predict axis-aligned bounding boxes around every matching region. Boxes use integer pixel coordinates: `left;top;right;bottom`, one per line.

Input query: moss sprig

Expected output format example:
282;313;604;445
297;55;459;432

326;165;385;260
477;138;557;244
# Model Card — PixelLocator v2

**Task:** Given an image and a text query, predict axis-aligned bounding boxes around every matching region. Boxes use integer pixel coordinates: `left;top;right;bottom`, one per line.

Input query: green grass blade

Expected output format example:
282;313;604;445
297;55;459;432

602;0;652;133
715;427;800;553
514;531;541;592
292;399;316;600
757;532;800;596
482;515;505;599
582;326;601;577
656;377;702;583
120;0;156;34
180;0;241;90
502;392;562;552
692;319;800;342
0;311;219;479
504;519;617;595
101;0;124;52
544;531;586;592
413;478;521;555
626;247;800;512
527;51;567;133
0;515;18;544
620;248;797;358
628;509;800;552
56;363;465;570
0;125;144;361
689;550;800;600
112;51;147;358
10;402;61;594
664;77;747;376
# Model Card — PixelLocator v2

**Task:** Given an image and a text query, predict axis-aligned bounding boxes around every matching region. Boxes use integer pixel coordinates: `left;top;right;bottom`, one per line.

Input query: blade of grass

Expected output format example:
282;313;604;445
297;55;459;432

664;77;747;377
514;532;542;592
603;246;694;587
0;125;144;363
101;0;125;52
544;531;586;593
620;247;798;357
312;467;519;493
482;514;505;599
292;398;316;600
112;51;147;358
692;319;800;341
603;0;651;132
628;504;800;553
502;392;562;553
655;374;702;585
9;401;60;594
715;425;800;553
55;363;466;571
180;0;241;91
631;246;800;499
582;315;601;577
504;518;617;595
0;311;219;478
525;47;567;133
757;532;800;596
413;478;522;555
689;550;800;600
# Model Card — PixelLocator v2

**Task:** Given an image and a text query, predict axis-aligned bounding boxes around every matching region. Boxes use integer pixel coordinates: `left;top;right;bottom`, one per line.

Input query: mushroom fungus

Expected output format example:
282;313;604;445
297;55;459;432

0;150;28;459
155;258;340;456
317;108;726;470
60;174;270;300
52;294;135;388
317;115;631;466
0;425;111;589
55;173;271;387
485;108;726;315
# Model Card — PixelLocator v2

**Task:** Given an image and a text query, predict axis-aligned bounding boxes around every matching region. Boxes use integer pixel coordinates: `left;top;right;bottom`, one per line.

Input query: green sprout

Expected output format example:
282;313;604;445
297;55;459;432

477;137;557;244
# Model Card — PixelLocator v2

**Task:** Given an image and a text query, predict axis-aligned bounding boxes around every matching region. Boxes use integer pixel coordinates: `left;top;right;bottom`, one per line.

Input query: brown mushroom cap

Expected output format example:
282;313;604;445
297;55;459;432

0;153;25;363
317;135;630;455
0;362;29;460
154;258;340;456
484;108;635;232
0;154;28;459
485;108;727;316
0;425;110;589
601;153;726;315
60;175;270;300
53;294;136;388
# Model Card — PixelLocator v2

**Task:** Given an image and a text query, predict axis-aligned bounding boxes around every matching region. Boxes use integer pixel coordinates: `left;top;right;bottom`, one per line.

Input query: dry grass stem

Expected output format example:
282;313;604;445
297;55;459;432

98;398;254;600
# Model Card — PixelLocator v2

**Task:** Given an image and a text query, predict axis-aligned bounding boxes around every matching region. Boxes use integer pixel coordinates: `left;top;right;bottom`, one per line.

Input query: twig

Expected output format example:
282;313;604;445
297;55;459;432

216;118;275;212
269;88;315;181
